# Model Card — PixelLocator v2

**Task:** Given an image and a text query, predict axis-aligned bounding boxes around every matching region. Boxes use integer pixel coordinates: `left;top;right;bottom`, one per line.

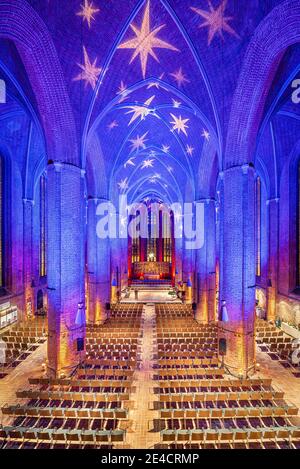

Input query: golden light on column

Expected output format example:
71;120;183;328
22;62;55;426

111;278;118;304
186;278;193;304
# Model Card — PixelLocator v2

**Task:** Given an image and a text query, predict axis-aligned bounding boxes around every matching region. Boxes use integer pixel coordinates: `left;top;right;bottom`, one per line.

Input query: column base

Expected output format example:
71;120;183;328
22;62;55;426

46;361;80;379
218;322;256;378
195;303;208;323
267;287;276;322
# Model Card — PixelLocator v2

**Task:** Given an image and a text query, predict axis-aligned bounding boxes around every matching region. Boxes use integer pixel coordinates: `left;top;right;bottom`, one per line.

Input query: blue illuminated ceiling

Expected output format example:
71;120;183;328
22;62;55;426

1;0;300;203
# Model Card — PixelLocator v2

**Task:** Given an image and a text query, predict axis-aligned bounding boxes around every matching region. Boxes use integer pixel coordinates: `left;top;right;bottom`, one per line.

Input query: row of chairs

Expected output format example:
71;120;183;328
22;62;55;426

160;426;300;444
0;318;47;374
152;306;300;450
1;306;143;449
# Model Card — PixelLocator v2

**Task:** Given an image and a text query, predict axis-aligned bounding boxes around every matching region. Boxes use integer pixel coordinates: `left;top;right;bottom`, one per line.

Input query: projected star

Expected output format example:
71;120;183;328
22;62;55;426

74;46;101;89
129;132;149;152
147;73;165;89
186;144;194;156
141;159;154;169
170;113;189;137
149;176;157;184
118;178;129;191
172;99;181;108
77;0;100;28
124;95;156;125
124;157;136;168
118;1;179;78
107;120;118;131
162;144;170;153
167;165;173;172
149;150;157;158
202;129;210;140
191;0;239;46
170;67;190;88
117;81;130;102
118;81;127;94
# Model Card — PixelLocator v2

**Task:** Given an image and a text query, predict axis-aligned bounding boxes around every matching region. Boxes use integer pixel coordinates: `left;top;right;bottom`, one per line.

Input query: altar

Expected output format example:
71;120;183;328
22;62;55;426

132;261;171;279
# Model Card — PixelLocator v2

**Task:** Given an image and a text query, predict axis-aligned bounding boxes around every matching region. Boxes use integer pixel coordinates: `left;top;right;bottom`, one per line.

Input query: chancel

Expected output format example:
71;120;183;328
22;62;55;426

0;0;300;452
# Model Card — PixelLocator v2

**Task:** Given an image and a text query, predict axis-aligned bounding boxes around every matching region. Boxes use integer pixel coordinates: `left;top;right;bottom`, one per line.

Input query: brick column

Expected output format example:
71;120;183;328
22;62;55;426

171;212;176;285
182;207;193;289
195;198;216;323
158;209;163;262
219;164;256;378
23;198;34;318
267;198;279;322
217;173;224;314
46;163;85;378
87;197;110;324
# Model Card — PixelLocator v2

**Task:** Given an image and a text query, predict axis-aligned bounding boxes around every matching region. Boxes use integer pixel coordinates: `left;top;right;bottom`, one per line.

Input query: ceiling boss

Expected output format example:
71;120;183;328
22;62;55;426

118;0;179;79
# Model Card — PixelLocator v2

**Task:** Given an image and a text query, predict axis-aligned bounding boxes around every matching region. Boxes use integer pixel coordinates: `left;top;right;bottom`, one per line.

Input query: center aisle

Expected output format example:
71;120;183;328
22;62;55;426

127;304;159;449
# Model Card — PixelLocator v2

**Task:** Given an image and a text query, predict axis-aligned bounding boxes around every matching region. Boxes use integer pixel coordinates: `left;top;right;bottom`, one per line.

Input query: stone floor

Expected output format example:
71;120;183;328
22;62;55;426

256;347;300;409
0;341;46;411
126;304;160;449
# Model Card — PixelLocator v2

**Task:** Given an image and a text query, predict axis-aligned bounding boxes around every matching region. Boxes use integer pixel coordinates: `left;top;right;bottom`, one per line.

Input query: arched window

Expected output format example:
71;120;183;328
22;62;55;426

147;207;157;261
0;157;3;287
131;214;140;263
39;174;46;277
256;176;261;278
163;210;172;263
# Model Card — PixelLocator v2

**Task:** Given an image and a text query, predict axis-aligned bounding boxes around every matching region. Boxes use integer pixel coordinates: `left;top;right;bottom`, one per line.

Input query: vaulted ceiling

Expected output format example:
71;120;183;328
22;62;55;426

1;0;300;202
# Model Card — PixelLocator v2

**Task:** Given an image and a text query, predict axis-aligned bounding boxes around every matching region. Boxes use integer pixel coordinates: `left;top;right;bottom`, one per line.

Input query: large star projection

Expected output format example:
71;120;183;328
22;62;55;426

118;0;179;78
191;0;239;45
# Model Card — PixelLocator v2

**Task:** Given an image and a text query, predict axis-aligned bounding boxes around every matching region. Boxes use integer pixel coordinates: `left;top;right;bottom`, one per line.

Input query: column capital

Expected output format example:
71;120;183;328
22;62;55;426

22;198;35;206
266;197;280;206
88;196;109;202
88;197;101;205
53;162;63;172
224;163;255;175
195;198;216;205
47;161;83;176
241;163;254;174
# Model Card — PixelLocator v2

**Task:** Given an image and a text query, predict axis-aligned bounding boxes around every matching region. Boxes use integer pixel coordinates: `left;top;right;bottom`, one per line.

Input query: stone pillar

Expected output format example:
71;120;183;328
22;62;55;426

140;236;146;262
46;163;85;378
128;215;133;285
111;279;118;304
267;198;279;322
87;197;110;324
110;219;122;303
23;198;34;318
195;198;216;323
182;208;193;289
217;173;224;317
219;164;256;378
120;237;128;290
171;212;176;286
182;248;193;301
158;209;163;262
